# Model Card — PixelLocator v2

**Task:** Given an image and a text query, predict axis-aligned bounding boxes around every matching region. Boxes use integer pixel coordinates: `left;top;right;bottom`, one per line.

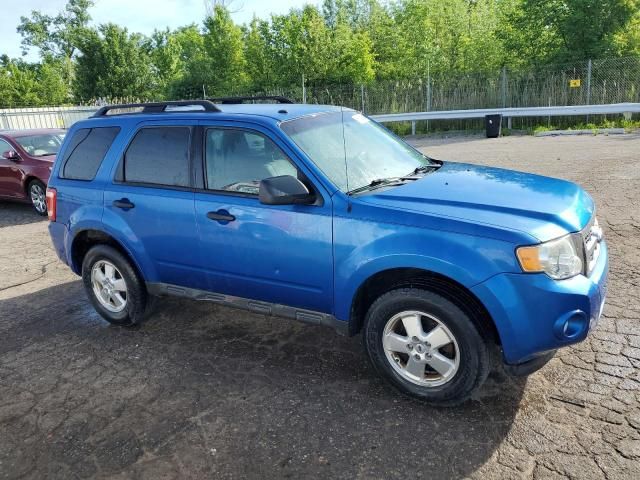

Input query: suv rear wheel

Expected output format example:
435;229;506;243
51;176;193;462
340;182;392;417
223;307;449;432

82;245;147;326
363;288;489;406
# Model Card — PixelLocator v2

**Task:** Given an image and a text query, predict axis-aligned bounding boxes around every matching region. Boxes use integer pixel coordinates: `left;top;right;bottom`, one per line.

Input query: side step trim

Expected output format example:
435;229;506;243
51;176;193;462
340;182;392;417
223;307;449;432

146;282;348;335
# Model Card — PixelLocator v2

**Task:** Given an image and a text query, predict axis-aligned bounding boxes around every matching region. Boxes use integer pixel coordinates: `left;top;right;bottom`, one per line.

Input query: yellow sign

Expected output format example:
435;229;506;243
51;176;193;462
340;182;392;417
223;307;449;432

569;79;581;88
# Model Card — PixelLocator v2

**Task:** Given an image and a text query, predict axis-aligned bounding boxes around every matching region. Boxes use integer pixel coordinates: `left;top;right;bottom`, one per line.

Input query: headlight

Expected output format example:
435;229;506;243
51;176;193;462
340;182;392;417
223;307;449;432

516;234;583;280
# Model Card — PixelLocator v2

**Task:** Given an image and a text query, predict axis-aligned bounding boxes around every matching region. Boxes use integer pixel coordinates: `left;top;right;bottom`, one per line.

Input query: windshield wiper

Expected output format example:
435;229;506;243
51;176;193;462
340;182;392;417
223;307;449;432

347;162;443;196
347;177;407;196
407;163;441;177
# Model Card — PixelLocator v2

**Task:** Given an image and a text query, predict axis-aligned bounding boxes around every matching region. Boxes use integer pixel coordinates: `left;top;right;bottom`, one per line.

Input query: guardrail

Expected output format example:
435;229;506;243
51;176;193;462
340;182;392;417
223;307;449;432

370;102;640;134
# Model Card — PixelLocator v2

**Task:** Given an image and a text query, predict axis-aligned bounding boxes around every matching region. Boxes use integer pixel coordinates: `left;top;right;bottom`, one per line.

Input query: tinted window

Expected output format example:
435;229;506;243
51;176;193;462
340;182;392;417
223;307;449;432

61;127;120;180
205;129;297;195
124;127;190;187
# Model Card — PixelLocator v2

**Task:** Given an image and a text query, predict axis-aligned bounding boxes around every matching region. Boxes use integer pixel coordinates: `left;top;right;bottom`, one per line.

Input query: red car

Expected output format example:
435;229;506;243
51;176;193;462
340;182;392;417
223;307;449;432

0;128;66;215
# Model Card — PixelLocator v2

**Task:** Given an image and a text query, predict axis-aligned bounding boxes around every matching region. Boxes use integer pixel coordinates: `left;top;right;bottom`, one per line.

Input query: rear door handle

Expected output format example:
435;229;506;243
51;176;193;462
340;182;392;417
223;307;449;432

113;198;135;210
207;210;235;223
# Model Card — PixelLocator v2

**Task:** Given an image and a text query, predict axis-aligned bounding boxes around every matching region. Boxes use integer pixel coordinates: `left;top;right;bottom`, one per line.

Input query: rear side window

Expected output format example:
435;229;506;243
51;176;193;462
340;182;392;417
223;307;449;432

60;127;120;180
123;127;191;187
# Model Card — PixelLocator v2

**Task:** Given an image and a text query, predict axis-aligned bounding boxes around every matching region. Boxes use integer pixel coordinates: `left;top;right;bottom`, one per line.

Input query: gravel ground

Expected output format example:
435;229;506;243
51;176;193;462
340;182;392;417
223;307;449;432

1;133;639;479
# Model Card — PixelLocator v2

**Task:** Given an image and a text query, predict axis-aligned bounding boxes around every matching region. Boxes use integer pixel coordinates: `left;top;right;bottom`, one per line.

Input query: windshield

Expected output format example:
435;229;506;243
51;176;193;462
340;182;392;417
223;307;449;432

15;133;65;157
280;111;433;193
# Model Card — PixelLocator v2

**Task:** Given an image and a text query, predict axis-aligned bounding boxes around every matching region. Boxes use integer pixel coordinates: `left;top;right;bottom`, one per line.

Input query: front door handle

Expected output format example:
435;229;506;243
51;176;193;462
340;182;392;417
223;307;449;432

113;198;135;210
207;210;235;223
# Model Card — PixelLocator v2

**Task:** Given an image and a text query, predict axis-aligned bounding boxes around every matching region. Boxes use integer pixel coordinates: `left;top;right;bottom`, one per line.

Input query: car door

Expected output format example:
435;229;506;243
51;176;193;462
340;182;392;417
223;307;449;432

103;120;205;289
194;122;334;314
0;137;24;198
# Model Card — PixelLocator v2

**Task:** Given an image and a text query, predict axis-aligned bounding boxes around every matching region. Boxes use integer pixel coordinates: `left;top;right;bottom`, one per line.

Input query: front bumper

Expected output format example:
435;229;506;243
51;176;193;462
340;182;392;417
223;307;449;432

472;240;608;365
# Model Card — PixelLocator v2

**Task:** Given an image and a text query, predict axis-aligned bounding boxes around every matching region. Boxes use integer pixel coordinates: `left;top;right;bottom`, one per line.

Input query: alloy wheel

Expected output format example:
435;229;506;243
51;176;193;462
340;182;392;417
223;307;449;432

91;260;128;313
382;310;460;387
30;183;46;214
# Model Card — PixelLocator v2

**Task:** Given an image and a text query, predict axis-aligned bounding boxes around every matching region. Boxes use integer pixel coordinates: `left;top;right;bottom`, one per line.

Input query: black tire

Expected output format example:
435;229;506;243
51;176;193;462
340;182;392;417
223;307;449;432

28;179;47;216
82;245;147;326
363;288;490;406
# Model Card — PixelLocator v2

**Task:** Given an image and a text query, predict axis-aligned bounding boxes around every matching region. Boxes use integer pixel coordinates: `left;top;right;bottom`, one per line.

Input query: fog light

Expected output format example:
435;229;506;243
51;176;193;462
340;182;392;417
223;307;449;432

553;310;588;340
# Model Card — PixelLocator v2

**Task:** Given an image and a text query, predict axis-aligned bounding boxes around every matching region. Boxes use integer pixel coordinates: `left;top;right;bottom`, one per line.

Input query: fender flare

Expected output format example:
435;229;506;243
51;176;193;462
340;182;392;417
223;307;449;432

67;216;154;280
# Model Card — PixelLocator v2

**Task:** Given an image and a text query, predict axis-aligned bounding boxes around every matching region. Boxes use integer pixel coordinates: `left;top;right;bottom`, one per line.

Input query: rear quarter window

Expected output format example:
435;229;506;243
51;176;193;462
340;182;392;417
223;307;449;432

60;127;120;181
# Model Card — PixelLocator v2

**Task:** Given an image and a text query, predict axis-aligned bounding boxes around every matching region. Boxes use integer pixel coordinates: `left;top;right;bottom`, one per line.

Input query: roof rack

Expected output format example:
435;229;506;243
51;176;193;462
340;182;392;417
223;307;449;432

208;95;294;105
92;100;221;117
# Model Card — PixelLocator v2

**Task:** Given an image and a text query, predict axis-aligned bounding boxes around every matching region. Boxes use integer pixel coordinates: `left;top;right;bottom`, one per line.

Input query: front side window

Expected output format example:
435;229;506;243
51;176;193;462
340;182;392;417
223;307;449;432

281;111;434;193
61;127;120;181
0;139;13;155
205;128;297;195
123;127;190;187
16;133;65;157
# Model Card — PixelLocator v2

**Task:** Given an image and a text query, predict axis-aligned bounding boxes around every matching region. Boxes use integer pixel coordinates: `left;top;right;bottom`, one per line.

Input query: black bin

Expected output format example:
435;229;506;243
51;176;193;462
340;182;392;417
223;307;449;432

485;114;502;138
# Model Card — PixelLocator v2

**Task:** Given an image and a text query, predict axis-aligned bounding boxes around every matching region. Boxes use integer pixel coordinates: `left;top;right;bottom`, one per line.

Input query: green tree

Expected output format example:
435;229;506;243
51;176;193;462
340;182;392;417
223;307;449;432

613;10;640;55
269;6;336;85
364;2;404;79
35;59;70;104
6;0;640;106
201;5;248;95
502;0;640;63
389;0;506;77
73;24;155;101
16;0;93;102
145;25;210;98
0;58;68;107
323;0;378;29
244;18;276;91
330;20;375;83
17;0;93;59
164;7;248;99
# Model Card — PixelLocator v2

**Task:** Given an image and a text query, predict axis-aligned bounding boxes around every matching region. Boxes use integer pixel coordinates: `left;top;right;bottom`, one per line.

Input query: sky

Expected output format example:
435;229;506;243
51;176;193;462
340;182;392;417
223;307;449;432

0;0;314;60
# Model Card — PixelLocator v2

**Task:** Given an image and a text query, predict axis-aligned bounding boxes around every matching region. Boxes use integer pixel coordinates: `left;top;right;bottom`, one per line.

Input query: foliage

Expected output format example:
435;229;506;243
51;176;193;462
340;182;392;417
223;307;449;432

1;0;639;106
17;0;93;59
501;0;640;64
0;57;69;106
613;9;640;55
201;5;248;96
73;24;155;101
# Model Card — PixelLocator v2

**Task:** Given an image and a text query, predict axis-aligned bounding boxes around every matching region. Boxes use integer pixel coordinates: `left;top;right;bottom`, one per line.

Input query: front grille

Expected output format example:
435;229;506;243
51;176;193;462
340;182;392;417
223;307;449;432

581;216;603;276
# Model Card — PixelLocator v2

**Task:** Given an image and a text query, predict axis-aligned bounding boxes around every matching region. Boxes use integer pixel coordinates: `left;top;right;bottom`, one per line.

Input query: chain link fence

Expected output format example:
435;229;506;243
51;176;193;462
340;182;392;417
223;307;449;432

1;56;638;132
294;56;640;132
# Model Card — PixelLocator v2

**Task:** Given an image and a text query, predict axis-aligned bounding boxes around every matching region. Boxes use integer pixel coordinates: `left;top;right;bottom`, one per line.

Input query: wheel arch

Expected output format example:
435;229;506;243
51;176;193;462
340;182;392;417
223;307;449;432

24;175;44;194
70;229;145;281
348;267;501;346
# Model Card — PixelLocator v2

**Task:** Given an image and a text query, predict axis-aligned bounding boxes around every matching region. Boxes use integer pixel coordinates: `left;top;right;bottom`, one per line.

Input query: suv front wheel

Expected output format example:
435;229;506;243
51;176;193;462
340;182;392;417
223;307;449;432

364;288;490;406
82;245;147;326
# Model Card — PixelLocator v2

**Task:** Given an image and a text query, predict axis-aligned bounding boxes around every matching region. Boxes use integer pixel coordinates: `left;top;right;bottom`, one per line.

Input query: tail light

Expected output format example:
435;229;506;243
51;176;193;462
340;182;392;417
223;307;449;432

46;187;57;222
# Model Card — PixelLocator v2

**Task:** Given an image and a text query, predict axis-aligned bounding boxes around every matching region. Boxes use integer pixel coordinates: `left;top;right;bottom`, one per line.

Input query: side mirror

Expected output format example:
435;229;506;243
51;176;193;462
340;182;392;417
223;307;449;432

259;175;315;205
2;150;20;161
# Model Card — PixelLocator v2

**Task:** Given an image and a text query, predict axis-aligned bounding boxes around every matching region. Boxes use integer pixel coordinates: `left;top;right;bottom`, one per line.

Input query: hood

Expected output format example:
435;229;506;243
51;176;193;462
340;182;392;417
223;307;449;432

34;154;56;163
5;141;56;163
358;162;594;243
17;150;56;163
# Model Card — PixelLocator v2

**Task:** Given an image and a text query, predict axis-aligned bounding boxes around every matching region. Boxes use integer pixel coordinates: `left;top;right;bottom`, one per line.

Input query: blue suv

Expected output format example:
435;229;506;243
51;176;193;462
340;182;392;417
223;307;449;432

46;98;608;406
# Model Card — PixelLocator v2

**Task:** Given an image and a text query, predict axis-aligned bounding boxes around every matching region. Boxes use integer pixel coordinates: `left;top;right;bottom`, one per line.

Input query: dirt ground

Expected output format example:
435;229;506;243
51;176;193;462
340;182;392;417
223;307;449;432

1;133;639;479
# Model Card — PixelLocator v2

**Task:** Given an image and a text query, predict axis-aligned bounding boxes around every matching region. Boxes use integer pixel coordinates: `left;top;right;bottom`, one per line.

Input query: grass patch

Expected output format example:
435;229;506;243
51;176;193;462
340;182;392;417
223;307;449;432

531;118;640;135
